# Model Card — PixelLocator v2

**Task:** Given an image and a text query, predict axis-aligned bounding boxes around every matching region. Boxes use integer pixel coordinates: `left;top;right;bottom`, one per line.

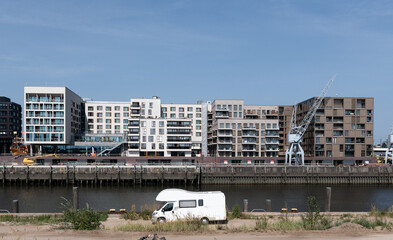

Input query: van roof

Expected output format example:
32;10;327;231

156;188;224;202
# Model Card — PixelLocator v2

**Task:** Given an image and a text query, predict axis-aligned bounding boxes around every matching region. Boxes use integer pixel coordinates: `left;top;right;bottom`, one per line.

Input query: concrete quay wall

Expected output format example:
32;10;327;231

1;165;392;185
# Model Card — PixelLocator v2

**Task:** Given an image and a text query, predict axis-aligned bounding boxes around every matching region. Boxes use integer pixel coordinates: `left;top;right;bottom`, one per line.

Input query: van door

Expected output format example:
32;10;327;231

162;202;176;221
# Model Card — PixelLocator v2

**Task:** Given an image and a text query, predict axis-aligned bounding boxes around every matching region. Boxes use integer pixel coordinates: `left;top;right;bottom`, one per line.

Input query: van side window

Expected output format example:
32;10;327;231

163;202;173;211
179;200;196;208
198;199;203;206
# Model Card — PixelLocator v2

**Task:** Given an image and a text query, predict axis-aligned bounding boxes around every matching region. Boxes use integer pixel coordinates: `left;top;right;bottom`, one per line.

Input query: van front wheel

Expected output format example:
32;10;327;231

157;217;166;223
201;217;209;225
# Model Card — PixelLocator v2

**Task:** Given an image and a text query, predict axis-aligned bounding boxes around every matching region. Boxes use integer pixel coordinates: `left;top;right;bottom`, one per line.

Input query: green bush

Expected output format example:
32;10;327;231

301;196;331;230
230;204;241;219
62;200;105;230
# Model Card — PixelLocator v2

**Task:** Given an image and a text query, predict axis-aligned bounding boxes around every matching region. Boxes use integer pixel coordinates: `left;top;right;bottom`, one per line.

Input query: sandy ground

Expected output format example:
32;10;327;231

1;214;393;240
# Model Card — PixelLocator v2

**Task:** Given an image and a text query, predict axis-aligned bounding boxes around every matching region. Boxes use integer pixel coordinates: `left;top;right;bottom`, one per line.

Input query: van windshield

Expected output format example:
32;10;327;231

162;202;174;212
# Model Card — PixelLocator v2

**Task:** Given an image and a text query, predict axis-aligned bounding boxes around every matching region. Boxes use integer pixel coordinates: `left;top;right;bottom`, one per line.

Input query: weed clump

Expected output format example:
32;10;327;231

62;199;106;230
230;204;241;219
301;196;331;230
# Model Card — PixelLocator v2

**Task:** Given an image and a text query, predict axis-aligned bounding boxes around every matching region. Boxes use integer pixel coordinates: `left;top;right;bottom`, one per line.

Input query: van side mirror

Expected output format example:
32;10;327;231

161;209;165;212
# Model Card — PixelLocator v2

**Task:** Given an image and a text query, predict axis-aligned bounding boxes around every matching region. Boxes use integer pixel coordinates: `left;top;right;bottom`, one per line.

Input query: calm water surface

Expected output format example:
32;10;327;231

1;184;393;213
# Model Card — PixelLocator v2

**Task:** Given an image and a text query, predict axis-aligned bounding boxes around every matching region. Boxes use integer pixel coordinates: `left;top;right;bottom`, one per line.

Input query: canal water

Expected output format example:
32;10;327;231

1;184;393;213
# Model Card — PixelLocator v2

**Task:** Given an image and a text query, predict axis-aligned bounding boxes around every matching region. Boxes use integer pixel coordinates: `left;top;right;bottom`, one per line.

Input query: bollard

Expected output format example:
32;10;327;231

243;199;248;212
12;200;19;213
266;199;271;212
325;187;331;212
73;187;79;210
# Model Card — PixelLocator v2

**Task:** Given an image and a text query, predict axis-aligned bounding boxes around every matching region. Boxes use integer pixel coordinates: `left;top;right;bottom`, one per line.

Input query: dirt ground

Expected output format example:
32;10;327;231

1;214;393;240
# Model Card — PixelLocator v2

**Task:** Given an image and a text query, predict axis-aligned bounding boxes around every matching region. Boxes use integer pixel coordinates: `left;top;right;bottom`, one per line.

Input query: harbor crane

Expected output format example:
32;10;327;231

385;123;393;164
285;75;336;165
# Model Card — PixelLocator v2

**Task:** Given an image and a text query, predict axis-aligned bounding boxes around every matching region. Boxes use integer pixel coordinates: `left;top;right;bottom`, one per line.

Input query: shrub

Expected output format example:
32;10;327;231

230;204;241;219
124;204;139;220
62;200;105;230
301;196;331;230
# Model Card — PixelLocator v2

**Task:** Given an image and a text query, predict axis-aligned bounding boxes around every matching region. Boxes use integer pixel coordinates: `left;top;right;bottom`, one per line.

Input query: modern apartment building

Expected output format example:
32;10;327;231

24;87;83;146
207;100;280;157
293;97;374;158
0;97;22;154
84;101;130;134
127;97;204;157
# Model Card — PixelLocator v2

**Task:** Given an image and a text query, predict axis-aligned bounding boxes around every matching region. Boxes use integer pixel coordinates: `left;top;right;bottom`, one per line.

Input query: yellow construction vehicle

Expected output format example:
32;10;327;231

10;136;30;156
23;154;59;165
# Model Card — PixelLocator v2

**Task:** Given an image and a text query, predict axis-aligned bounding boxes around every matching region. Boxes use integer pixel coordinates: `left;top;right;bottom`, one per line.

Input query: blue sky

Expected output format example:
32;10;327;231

1;0;392;143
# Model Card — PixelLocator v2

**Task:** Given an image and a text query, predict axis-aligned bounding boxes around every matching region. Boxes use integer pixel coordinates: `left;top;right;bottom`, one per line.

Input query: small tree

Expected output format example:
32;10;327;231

302;196;330;230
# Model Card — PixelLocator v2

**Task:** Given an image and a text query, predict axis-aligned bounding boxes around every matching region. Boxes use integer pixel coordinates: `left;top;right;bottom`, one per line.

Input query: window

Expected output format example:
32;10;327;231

170;114;176;118
187;114;193;118
123;119;128;123
162;107;167;112
115;119;120;123
115;106;120;111
198;199;203;206
97;113;103;117
97;106;103;110
196;113;201;117
159;128;164;135
106;112;111;117
123;107;129;111
150;128;156;134
149;102;153;108
88;106;93;111
88;112;94;117
196;108;201;112
239;112;242;118
163;203;173;211
234;105;237;111
170;107;176;111
106;125;111;129
115;125;120;129
115;113;120;117
179;200;196;208
196;120;201;124
106;106;111;111
159;121;164;127
152;121;156;127
97;119;103;123
141;143;146;149
179;113;184;118
148;109;152;115
124;113;129;117
148;136;154;142
179;107;184;112
187;107;193;111
106;119;111;123
159;143;164;149
141;121;146;127
234;112;237;117
196;132;201;136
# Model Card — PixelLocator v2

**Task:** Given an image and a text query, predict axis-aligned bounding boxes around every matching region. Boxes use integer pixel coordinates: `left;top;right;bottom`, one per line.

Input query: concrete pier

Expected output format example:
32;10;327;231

0;165;392;185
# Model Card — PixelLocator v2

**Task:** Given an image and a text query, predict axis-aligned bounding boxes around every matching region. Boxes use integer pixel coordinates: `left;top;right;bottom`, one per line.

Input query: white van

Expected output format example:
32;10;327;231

151;189;227;224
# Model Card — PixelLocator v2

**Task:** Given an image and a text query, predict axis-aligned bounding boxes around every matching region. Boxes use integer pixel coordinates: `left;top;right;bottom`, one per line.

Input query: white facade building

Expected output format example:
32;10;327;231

84;101;130;134
24;86;82;145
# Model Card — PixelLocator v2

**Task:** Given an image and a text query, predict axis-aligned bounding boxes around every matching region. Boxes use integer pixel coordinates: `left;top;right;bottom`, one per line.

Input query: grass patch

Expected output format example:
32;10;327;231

115;219;208;232
370;205;393;218
0;215;62;224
